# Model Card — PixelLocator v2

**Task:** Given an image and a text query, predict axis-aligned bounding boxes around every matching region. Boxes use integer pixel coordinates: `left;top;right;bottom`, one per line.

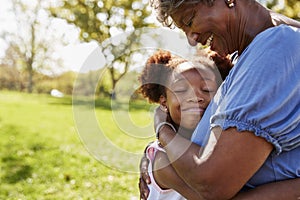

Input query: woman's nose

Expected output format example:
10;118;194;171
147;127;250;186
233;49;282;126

186;32;199;46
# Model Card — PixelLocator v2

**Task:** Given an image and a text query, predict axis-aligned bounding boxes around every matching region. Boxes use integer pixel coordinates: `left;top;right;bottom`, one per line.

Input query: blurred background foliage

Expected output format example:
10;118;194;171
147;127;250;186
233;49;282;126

267;0;300;19
0;0;298;98
50;0;155;99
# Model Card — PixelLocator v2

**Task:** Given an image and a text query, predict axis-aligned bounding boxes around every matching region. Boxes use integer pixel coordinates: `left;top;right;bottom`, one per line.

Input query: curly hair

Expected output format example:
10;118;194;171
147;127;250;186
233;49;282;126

138;50;187;103
149;0;214;27
208;51;233;80
138;49;231;103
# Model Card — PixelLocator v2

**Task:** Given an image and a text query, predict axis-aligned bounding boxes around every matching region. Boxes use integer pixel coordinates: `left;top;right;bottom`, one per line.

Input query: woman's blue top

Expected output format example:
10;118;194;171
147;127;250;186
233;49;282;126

191;25;300;188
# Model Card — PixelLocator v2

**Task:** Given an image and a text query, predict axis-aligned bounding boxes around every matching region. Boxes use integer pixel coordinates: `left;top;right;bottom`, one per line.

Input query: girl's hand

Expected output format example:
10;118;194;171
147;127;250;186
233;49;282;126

139;154;151;200
139;141;154;200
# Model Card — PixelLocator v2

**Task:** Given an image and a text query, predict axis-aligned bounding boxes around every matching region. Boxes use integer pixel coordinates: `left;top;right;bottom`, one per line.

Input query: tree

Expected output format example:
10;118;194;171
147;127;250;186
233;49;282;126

0;63;26;91
1;0;64;93
50;0;155;99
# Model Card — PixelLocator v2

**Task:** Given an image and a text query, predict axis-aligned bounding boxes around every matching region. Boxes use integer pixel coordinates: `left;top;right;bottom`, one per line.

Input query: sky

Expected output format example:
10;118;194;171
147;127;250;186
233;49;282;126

57;41;102;72
0;0;105;73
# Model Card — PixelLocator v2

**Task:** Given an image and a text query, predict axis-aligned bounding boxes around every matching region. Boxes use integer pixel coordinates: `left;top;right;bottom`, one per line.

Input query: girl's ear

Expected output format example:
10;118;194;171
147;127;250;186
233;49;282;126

159;95;168;112
159;95;167;106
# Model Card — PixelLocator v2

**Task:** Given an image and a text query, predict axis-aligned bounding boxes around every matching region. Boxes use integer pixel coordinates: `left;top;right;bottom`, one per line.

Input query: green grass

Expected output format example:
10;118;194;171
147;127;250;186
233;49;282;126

0;91;155;200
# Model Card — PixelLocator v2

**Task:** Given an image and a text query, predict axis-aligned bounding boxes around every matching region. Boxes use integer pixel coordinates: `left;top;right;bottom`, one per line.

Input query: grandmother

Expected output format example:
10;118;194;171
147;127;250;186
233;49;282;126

139;0;300;199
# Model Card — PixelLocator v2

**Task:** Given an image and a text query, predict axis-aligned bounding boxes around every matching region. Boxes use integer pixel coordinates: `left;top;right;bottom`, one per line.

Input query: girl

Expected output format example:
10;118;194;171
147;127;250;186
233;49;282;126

138;50;222;200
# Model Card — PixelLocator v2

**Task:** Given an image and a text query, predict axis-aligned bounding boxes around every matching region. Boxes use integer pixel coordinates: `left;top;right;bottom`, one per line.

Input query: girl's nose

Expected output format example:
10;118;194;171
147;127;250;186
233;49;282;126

187;96;204;103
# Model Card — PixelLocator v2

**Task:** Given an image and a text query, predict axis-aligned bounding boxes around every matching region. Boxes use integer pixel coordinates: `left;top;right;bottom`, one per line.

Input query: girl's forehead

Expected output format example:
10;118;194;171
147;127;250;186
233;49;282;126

168;63;216;85
175;61;195;73
174;61;211;76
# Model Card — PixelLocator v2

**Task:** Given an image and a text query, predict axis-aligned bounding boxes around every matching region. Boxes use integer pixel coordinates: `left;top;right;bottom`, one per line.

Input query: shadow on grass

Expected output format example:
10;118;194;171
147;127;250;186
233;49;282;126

2;155;32;184
47;95;73;106
1;124;33;184
72;97;153;111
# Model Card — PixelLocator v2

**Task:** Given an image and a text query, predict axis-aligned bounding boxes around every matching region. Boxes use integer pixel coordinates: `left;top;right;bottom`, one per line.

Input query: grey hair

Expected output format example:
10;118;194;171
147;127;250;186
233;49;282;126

149;0;214;27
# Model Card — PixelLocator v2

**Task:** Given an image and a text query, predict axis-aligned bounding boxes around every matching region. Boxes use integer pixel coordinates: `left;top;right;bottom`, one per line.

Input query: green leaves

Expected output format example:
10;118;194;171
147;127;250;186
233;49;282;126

50;0;153;43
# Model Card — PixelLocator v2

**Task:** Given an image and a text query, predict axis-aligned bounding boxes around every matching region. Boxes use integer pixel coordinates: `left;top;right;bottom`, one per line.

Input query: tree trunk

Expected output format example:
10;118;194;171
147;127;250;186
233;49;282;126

111;79;117;100
27;67;33;93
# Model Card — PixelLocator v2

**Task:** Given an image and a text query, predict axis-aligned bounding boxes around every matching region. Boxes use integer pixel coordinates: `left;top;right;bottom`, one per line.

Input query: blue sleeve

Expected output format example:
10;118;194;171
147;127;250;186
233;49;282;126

211;25;300;154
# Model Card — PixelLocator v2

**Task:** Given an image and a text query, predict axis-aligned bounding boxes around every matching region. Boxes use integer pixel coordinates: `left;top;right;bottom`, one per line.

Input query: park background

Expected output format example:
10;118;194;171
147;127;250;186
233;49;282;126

0;0;299;199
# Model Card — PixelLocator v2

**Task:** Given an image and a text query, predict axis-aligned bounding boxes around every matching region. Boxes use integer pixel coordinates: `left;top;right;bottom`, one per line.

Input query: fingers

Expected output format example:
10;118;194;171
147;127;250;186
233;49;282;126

140;156;151;184
139;177;150;200
139;154;151;199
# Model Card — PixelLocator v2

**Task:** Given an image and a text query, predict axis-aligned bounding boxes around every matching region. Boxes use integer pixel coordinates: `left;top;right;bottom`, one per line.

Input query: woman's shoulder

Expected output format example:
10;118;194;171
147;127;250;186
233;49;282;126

239;24;300;62
255;24;300;45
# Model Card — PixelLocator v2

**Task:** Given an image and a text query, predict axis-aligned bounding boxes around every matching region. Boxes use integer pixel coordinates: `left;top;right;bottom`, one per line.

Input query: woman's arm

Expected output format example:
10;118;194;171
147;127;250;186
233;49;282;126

232;178;300;200
153;151;205;200
140;129;300;200
158;125;273;200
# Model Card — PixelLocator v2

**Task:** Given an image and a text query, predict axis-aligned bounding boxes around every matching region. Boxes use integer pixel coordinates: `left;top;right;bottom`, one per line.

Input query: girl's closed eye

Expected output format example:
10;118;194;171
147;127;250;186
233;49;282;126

173;87;187;93
202;87;216;93
171;79;188;93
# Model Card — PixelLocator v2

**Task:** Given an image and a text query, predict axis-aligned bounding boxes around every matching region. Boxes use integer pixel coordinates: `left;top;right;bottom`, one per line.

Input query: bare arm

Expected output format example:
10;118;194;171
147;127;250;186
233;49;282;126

144;108;300;200
153;151;204;200
139;154;151;200
232;178;300;200
141;127;300;200
142;145;300;200
158;126;273;200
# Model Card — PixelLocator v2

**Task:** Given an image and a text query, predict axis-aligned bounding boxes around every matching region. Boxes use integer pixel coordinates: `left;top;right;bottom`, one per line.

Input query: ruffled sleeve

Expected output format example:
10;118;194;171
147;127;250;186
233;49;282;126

211;25;300;154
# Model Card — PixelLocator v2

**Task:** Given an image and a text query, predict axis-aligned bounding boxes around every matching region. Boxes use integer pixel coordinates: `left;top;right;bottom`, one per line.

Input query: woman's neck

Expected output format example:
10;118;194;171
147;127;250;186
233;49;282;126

236;0;274;54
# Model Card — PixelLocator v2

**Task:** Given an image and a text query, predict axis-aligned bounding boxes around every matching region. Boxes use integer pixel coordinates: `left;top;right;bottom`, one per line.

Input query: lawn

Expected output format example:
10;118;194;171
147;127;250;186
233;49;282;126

0;91;155;200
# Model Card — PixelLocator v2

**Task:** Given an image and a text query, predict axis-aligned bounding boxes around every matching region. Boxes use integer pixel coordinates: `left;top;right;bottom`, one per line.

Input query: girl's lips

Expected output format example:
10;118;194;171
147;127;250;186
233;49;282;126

182;107;205;113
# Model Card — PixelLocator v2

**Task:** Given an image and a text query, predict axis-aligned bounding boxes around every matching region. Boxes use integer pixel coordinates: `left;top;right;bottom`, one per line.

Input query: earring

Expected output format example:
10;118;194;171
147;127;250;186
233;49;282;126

159;105;168;113
225;0;235;8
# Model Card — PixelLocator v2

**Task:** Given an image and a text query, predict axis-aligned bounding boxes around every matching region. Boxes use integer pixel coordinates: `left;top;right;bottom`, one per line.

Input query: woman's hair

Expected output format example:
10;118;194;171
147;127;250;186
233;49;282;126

149;0;214;27
208;51;233;80
138;50;187;103
138;49;225;103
